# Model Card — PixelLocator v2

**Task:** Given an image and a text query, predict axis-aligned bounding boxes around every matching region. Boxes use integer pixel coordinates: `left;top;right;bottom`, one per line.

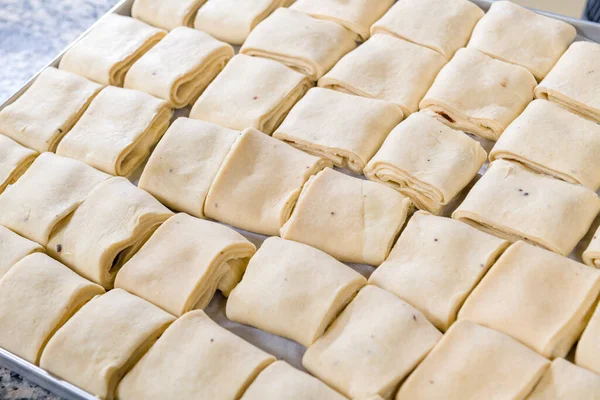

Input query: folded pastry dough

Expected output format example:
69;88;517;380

205;128;331;236
40;289;175;400
583;227;600;269
46;177;172;289
189;54;312;134
420;48;536;140
0;225;44;279
138;118;239;218
281;168;411;266
371;0;484;59
458;241;600;359
319;35;446;116
0;67;103;152
453;160;600;256
274;88;403;173
535;41;600;123
240;8;357;80
226;237;366;347
0;134;37;194
528;358;600;400
576;303;600;375
396;321;549;400
59;14;166;86
0;153;109;245
131;0;207;31
0;253;104;364
303;286;442;400
364;113;486;214
57;86;173;176
116;310;275;400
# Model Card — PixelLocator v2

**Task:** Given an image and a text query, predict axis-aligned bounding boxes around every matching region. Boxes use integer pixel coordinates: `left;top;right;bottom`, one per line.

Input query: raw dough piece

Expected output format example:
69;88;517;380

0;225;43;279
47;177;172;289
40;289;175;400
420;48;536;140
0;153;109;245
116;310;275;400
319;35;446;116
240;360;347;400
240;8;357;80
468;1;575;81
0;67;103;152
138;118;239;218
274;88;403;173
116;213;256;315
535;41;600;123
527;358;600;400
303;285;442;400
0;253;104;364
396;321;549;400
583;227;600;268
577;303;600;375
364;113;486;214
458;241;600;359
125;27;233;108
189;54;312;134
0;135;37;194
281;168;411;266
56;86;173;176
59;14;165;86
226;237;366;347
131;0;206;31
452;160;600;256
205;128;331;236
369;212;508;331
371;0;484;59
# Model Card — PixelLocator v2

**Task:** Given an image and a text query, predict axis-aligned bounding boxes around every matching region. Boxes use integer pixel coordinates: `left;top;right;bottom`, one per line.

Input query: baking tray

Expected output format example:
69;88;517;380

1;1;600;399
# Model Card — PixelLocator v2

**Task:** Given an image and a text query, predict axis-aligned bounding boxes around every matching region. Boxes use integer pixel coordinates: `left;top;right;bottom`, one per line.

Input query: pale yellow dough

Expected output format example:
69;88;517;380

459;241;600;359
274;88;403;173
583;226;600;269
303;286;442;400
0;225;43;279
116;310;275;400
131;0;206;31
240;8;357;80
281;168;411;266
226;237;366;347
138;118;239;218
205;128;331;236
396;321;549;400
577;303;600;375
40;289;175;400
527;358;600;400
56;86;173;176
0;67;103;152
189;54;312;135
0;253;104;365
0;134;37;194
59;14;166;86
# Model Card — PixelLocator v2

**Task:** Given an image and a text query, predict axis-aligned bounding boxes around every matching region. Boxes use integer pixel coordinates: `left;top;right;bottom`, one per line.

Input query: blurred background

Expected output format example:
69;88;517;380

513;0;586;18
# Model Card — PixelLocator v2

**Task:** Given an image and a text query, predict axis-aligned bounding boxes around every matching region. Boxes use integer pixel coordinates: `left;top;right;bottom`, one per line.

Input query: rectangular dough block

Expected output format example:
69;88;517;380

274;87;403;173
583;227;600;268
131;0;206;31
240;8;357;80
59;14;166;86
56;86;173;176
459;241;600;359
0;67;103;152
226;237;366;347
0;134;37;194
576;302;600;375
527;358;600;400
396;321;549;400
138;118;239;218
189;54;312;135
116;310;275;400
0;225;44;279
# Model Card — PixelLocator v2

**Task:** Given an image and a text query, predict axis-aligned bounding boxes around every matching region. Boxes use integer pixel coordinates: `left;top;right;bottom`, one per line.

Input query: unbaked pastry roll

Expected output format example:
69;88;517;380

303;286;442;400
57;86;173;176
0;225;44;279
396;321;549;400
364;113;486;214
420;48;536;140
453;159;600;256
0;134;37;194
131;0;207;31
240;8;357;80
0;67;103;152
226;237;366;347
281;168;411;266
138;118;239;218
576;303;600;375
0;253;104;364
527;358;600;400
274;88;403;173
189;54;312;134
459;241;600;359
0;153;109;245
205;128;331;236
40;289;175;400
59;14;166;86
583;227;600;269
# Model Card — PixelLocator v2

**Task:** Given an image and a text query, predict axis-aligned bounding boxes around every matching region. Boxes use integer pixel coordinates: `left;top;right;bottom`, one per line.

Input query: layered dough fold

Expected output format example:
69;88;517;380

528;358;600;400
576;303;600;375
131;0;207;31
583;227;600;269
0;135;37;194
0;225;44;279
